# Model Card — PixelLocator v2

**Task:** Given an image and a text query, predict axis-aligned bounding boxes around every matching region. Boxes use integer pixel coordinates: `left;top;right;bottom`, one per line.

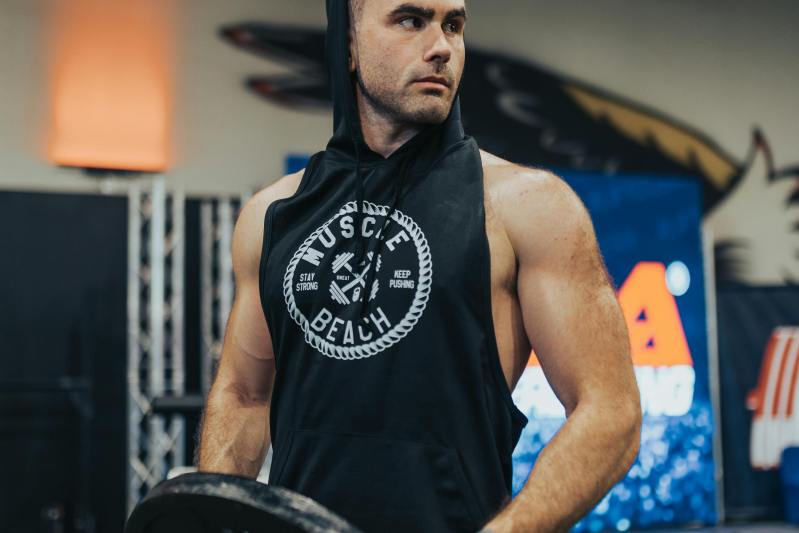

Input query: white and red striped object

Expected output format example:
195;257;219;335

747;326;799;470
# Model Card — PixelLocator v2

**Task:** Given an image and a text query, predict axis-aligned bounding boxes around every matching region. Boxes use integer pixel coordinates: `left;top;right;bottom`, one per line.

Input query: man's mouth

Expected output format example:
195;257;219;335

414;76;450;89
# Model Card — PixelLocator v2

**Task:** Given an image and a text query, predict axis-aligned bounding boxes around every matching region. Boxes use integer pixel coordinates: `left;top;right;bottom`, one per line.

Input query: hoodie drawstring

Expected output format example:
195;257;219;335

357;152;414;324
353;139;365;269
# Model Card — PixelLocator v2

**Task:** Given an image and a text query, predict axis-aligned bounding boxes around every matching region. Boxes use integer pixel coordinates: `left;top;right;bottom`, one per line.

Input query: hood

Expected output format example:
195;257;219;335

323;0;468;323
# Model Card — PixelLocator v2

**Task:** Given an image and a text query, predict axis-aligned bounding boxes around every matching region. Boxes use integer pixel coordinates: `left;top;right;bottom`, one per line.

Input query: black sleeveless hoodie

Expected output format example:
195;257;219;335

258;1;528;531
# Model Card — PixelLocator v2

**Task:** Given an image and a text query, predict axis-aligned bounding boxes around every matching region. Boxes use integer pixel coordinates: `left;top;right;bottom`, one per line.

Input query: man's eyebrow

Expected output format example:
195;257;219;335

388;4;468;21
446;7;467;20
388;3;435;19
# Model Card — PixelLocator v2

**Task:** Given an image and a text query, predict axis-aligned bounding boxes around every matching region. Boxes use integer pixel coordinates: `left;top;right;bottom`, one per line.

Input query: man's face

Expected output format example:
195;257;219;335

349;0;467;125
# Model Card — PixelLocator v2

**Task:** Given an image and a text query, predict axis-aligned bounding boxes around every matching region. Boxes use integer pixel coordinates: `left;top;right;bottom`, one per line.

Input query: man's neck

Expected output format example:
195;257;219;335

355;89;422;159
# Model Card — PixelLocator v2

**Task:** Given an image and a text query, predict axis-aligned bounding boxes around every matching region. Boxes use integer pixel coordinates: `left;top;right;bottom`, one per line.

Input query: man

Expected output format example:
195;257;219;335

197;0;642;532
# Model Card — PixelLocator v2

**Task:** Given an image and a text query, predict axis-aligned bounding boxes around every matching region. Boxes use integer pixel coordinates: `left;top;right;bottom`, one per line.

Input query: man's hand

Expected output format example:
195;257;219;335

484;166;642;533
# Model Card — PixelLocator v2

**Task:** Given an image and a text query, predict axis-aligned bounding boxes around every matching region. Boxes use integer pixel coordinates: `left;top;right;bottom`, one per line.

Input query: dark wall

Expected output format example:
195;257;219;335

0;191;127;532
184;199;203;463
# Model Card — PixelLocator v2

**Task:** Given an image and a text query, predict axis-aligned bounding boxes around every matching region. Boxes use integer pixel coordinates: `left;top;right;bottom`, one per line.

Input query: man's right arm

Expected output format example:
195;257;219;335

196;171;303;478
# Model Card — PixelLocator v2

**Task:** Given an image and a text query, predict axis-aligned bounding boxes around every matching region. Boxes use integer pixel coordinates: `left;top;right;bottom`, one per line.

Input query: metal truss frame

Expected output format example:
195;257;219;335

127;183;251;514
126;176;186;514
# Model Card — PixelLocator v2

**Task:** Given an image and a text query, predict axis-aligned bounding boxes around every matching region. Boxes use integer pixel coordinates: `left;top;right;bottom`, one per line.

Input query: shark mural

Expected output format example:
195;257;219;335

219;22;799;286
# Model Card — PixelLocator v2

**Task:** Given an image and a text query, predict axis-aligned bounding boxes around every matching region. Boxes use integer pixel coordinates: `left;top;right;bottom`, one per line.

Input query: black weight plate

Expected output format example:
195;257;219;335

124;472;363;533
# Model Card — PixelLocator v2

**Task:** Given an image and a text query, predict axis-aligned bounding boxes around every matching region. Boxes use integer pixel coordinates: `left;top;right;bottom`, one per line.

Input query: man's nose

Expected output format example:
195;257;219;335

422;26;452;65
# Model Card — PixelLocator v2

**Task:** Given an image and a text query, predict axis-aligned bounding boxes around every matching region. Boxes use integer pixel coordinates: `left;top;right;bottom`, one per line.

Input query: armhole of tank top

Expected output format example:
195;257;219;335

257;153;321;327
477;153;529;430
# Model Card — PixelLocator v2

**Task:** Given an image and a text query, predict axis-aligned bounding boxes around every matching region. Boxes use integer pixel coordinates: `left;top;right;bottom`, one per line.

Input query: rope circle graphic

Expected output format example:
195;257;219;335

283;201;432;360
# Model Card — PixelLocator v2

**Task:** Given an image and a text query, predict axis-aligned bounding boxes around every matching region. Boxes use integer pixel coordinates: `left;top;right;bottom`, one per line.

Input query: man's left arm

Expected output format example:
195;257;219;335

483;168;642;533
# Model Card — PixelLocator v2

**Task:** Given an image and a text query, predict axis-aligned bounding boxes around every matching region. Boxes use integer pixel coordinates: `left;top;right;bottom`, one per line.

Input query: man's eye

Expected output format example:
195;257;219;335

444;21;462;33
398;16;423;30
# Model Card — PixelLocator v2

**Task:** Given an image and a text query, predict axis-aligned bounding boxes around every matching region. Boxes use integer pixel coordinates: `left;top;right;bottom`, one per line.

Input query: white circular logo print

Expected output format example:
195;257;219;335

283;201;433;360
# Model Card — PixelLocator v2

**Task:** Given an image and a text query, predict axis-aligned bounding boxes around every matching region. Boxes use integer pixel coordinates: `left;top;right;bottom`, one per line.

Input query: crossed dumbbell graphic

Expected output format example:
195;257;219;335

329;251;382;305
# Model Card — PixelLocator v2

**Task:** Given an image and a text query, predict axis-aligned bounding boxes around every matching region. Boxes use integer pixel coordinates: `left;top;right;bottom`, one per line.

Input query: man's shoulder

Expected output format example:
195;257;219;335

479;149;579;217
245;169;306;217
234;170;304;249
230;168;307;276
479;149;592;261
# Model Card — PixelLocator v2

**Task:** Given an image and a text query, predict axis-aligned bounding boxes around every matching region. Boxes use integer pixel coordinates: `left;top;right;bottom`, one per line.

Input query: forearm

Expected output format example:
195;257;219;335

197;383;271;478
484;399;641;533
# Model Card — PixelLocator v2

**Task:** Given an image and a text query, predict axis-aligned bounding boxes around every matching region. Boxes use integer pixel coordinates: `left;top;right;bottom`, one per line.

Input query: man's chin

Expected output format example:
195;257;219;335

403;99;453;124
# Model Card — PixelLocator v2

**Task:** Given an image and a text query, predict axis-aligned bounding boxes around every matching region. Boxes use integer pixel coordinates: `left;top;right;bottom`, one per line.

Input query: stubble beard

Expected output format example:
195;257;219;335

355;68;451;126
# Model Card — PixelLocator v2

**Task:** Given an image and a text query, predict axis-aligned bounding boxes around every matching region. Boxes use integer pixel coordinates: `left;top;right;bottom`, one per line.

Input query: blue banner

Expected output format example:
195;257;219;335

511;172;717;530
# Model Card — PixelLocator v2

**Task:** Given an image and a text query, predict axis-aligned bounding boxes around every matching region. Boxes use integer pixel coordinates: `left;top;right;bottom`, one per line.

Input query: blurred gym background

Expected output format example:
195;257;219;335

1;0;798;531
